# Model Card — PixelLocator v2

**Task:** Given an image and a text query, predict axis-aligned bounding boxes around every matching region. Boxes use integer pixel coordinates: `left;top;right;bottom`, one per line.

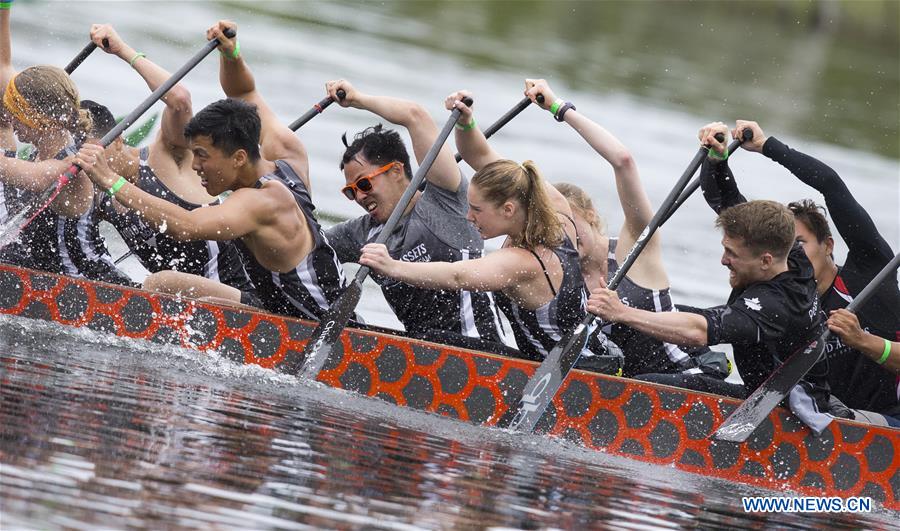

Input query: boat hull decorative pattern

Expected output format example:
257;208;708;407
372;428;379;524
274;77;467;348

1;264;898;509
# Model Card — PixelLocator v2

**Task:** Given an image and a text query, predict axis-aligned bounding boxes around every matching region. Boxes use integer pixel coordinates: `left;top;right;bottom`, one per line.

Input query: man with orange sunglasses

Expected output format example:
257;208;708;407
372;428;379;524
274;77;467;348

324;80;505;348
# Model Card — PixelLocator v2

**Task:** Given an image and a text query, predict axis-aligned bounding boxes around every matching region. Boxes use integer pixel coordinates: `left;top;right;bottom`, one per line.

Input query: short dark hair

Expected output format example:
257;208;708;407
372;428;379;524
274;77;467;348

339;124;412;179
184;98;261;161
716;200;795;259
788;199;831;243
80;99;116;138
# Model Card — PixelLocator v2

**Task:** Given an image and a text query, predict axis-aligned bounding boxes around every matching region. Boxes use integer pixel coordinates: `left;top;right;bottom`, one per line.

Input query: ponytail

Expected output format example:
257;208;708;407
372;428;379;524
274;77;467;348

471;159;563;249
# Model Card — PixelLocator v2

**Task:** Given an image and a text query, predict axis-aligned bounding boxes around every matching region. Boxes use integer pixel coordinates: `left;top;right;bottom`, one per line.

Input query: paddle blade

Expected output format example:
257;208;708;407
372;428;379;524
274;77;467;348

501;322;591;433
299;280;362;379
711;337;826;442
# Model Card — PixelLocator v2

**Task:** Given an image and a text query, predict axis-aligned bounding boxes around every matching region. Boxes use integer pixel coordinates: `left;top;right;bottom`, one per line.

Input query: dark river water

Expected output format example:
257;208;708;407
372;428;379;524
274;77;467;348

2;315;897;529
2;1;899;528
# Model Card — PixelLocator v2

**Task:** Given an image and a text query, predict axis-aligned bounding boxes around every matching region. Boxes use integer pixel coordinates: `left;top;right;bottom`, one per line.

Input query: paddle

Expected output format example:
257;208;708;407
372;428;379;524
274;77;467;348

0;28;236;250
713;251;900;442
112;89;344;266
500;131;738;433
299;98;473;379
414;95;541;192
288;90;345;132
659;129;754;226
64;39;108;74
453;95;542;163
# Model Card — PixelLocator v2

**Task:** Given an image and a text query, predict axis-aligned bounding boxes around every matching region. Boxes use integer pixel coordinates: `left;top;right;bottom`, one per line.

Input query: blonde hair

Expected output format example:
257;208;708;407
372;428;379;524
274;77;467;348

5;65;91;141
554;182;605;235
471;159;563;249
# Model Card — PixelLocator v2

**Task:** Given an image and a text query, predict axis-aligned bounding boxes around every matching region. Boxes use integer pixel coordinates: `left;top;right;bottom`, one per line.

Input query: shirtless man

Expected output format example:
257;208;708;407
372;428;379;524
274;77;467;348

74;21;346;320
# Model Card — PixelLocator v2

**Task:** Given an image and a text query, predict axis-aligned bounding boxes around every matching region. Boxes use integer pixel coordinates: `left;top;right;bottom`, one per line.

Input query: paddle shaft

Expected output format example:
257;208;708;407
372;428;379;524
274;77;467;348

453;95;541;163
64;39;108;74
114;87;342;266
288;90;345;131
503;131;739;433
713;250;900;442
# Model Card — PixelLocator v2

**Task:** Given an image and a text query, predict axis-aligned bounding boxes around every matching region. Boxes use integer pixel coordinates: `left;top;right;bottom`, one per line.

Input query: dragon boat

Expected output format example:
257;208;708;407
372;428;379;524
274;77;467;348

1;262;898;510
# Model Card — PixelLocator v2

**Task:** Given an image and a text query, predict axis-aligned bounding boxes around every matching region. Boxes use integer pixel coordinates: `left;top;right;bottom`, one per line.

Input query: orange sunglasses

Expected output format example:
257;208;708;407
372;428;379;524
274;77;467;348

341;161;399;200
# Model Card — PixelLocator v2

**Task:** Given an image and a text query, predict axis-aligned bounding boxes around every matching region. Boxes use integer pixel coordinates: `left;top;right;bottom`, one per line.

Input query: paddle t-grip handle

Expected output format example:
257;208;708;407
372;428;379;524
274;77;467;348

336;89;346;101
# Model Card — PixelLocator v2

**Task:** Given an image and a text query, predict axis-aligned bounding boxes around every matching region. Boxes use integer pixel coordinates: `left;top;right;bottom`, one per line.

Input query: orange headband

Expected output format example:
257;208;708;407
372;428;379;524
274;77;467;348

3;74;57;131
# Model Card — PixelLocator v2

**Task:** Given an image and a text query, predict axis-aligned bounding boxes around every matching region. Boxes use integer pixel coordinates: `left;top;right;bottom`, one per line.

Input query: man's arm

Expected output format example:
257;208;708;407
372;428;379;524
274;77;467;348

328;80;460;191
74;143;268;241
697;122;746;214
208;21;309;185
588;285;709;346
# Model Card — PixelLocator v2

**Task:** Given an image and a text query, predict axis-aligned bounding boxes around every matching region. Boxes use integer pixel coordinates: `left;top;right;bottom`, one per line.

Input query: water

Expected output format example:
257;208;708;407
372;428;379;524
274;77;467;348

3;1;899;527
2;315;897;528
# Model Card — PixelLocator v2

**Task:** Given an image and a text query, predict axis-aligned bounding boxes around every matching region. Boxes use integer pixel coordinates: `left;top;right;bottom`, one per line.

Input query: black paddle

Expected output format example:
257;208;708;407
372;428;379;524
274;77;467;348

453;95;542;163
113;89;345;266
63;39;108;74
288;90;345;131
712;251;900;442
659;129;754;226
0;28;236;250
299;98;473;379
500;131;739;433
415;95;540;192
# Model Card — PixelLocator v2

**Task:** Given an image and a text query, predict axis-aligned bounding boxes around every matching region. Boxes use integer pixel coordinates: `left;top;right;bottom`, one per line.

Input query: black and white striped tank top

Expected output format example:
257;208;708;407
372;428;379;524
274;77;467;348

236;160;347;320
494;236;596;361
100;147;251;290
1;145;132;287
605;237;706;376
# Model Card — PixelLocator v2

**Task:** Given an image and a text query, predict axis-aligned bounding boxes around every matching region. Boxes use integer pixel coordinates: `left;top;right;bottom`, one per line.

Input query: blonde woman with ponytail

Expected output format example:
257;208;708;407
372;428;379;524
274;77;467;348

522;79;730;385
360;92;622;368
0;6;95;273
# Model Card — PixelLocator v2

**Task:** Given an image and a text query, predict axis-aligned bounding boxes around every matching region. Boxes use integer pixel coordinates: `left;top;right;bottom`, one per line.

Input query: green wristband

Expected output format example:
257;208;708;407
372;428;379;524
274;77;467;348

129;52;146;68
0;1;13;10
549;99;563;115
877;338;891;365
230;40;240;59
707;147;729;161
108;176;127;197
455;118;476;131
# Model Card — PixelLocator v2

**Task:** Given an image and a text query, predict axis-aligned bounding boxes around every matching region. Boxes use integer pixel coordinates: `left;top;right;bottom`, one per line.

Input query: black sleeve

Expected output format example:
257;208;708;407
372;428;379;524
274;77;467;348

699;158;747;215
763;136;894;264
699;304;762;346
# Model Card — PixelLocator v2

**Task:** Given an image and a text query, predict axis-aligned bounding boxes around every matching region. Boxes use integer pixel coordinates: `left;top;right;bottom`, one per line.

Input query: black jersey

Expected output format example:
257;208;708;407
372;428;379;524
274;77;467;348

700;138;899;413
236;160;347;320
762;137;899;413
326;177;503;342
695;245;826;394
100;147;251;290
